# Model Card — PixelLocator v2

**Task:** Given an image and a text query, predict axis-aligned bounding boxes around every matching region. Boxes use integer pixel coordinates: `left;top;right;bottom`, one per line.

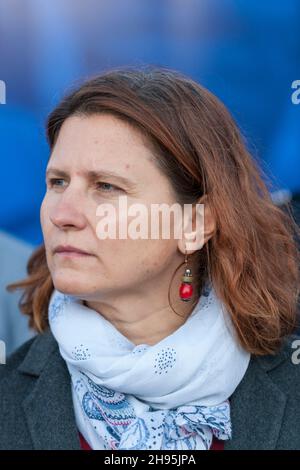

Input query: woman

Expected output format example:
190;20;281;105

1;67;299;450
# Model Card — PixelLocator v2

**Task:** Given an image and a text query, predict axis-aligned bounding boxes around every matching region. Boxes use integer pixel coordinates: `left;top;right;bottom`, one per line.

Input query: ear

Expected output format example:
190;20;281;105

177;194;216;255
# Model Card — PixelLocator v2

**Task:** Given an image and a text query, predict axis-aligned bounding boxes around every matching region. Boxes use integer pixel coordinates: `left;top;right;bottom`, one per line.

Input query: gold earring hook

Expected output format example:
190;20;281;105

184;245;189;265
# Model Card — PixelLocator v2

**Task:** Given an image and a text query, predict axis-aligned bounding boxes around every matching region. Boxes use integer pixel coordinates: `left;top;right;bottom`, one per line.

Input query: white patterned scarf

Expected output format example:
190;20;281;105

48;283;250;450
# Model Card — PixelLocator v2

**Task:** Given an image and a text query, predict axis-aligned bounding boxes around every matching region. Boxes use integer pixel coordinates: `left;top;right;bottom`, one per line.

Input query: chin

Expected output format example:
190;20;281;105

51;271;93;297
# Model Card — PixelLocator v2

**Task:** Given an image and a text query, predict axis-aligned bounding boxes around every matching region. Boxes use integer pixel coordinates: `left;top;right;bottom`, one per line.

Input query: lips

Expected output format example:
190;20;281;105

54;245;92;256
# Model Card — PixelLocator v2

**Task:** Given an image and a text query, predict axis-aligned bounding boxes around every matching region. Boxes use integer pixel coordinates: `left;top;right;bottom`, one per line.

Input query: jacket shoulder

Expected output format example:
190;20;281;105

256;333;300;396
0;330;72;450
0;329;57;381
0;335;36;381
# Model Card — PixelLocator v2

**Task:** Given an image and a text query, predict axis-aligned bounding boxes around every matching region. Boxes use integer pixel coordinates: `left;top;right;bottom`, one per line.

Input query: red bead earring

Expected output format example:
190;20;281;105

179;250;193;302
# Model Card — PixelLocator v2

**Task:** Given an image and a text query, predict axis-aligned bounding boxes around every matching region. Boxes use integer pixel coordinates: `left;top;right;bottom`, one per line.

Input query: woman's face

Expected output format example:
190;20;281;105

40;114;184;301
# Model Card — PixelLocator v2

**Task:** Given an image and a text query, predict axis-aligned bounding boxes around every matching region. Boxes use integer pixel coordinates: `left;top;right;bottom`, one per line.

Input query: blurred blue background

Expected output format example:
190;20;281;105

0;0;299;246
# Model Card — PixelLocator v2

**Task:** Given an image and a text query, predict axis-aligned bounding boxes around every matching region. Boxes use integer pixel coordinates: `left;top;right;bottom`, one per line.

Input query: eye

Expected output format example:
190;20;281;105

48;178;66;187
96;182;123;192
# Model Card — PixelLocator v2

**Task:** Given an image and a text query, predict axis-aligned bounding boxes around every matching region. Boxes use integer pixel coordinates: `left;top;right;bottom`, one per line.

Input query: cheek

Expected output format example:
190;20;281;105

40;197;48;236
102;237;176;281
140;239;177;272
40;195;54;249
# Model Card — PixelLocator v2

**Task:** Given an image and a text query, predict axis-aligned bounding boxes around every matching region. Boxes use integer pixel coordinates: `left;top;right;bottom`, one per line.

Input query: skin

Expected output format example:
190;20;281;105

41;114;216;346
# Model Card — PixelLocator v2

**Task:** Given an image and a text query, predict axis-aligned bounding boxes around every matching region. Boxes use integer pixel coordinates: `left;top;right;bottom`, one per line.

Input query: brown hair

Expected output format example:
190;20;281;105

8;66;300;355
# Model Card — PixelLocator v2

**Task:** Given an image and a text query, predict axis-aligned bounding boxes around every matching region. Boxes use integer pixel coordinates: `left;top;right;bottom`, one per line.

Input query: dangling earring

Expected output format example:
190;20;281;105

179;250;193;302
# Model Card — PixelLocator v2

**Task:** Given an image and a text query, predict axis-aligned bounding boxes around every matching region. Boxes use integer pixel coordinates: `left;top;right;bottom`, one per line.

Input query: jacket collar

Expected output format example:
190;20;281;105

18;330;290;450
224;354;287;450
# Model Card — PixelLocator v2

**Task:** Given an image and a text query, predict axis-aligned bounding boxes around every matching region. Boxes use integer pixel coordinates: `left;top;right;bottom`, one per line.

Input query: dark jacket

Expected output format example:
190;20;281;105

0;330;300;450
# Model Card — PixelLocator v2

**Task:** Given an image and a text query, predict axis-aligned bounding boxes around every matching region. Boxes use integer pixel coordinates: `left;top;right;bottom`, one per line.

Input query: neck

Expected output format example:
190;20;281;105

84;263;200;346
85;298;198;346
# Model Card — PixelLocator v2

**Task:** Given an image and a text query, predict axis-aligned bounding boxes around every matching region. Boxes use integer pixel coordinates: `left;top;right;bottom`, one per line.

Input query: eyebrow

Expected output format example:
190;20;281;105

46;167;136;188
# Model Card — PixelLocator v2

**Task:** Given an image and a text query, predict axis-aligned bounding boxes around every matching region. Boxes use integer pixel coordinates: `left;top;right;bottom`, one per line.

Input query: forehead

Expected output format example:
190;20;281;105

49;114;156;170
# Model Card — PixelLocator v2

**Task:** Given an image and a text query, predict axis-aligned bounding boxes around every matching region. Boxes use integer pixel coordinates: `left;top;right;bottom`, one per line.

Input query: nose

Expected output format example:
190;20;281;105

49;185;87;231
